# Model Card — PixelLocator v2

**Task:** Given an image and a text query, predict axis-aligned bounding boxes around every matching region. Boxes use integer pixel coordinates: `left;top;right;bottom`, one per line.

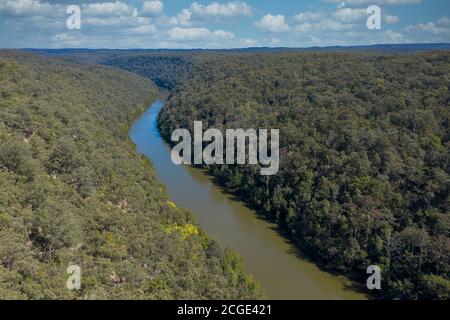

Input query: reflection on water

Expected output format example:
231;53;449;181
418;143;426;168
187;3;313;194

130;100;367;300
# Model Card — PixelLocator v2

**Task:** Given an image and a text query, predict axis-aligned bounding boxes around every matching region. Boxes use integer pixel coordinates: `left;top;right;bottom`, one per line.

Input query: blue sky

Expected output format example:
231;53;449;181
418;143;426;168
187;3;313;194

0;0;449;48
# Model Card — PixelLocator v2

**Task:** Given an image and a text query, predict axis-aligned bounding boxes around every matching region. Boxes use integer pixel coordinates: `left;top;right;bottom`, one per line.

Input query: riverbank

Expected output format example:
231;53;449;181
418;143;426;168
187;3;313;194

130;100;367;300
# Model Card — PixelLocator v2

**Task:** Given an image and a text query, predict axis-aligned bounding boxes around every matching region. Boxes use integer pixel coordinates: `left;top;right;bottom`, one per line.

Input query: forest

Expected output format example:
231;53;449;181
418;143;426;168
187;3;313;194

153;51;450;300
103;53;194;90
4;47;449;300
0;50;261;299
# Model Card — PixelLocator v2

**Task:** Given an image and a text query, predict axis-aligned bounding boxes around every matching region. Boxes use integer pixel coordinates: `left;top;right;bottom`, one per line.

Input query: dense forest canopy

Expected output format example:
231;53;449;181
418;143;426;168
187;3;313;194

103;54;194;90
156;51;450;300
0;51;260;299
5;47;449;300
33;44;450;90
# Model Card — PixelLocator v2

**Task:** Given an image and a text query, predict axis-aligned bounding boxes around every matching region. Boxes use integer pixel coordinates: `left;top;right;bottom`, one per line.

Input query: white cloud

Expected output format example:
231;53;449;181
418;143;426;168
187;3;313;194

333;8;367;23
291;6;410;47
169;9;193;27
294;11;326;23
80;2;152;28
240;38;258;46
0;0;445;49
141;1;163;16
255;14;290;33
268;37;281;45
123;24;157;34
0;0;56;16
190;1;252;17
83;16;150;27
312;19;355;32
169;1;252;27
437;17;450;28
296;23;313;33
293;5;400;40
83;1;133;16
408;22;447;35
53;33;71;41
167;27;234;41
382;29;404;42
326;0;421;6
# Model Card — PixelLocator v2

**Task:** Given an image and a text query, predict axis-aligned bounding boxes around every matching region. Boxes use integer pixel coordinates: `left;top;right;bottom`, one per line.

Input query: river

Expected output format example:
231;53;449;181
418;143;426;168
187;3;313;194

130;100;367;300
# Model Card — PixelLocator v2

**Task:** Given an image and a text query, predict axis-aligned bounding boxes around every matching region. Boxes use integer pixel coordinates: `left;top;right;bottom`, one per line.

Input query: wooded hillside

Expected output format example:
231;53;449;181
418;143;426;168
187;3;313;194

0;51;260;299
158;51;450;299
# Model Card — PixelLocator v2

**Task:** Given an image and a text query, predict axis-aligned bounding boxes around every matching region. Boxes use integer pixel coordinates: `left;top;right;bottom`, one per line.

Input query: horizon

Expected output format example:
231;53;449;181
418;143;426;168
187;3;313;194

12;42;450;51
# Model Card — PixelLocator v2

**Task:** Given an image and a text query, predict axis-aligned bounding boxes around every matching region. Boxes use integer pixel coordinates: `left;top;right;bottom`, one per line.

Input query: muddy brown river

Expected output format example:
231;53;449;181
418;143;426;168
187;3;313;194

130;100;367;300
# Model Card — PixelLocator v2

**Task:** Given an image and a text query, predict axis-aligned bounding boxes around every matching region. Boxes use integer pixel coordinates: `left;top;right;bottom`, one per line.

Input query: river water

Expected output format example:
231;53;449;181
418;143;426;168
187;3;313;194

130;100;367;300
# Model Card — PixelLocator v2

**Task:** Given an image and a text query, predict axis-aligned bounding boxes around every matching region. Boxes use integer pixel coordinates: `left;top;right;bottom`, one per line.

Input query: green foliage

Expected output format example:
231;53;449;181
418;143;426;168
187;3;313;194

419;274;450;300
157;51;450;300
104;54;194;90
0;51;261;300
0;142;38;180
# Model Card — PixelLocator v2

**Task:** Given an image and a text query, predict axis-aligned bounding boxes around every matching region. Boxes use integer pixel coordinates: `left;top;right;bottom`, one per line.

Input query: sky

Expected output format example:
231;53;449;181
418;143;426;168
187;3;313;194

0;0;449;49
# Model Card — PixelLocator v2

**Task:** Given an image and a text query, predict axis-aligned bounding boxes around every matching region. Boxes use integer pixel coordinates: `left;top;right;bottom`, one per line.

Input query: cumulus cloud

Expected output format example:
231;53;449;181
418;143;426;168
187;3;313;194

382;29;404;42
190;1;252;17
80;2;154;28
141;1;163;16
83;16;148;27
296;19;355;33
169;1;252;26
333;8;367;23
267;37;281;45
0;0;446;49
294;11;326;23
293;7;361;36
292;5;409;47
406;16;450;38
326;0;421;6
51;32;83;46
0;0;58;16
255;14;290;33
123;24;157;34
294;8;359;35
240;38;258;46
167;27;234;41
169;9;193;27
437;17;450;28
83;1;133;16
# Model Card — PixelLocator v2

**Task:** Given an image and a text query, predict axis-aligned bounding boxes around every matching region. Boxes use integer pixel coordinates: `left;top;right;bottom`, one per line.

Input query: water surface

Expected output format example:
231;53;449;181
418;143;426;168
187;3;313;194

130;100;366;300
